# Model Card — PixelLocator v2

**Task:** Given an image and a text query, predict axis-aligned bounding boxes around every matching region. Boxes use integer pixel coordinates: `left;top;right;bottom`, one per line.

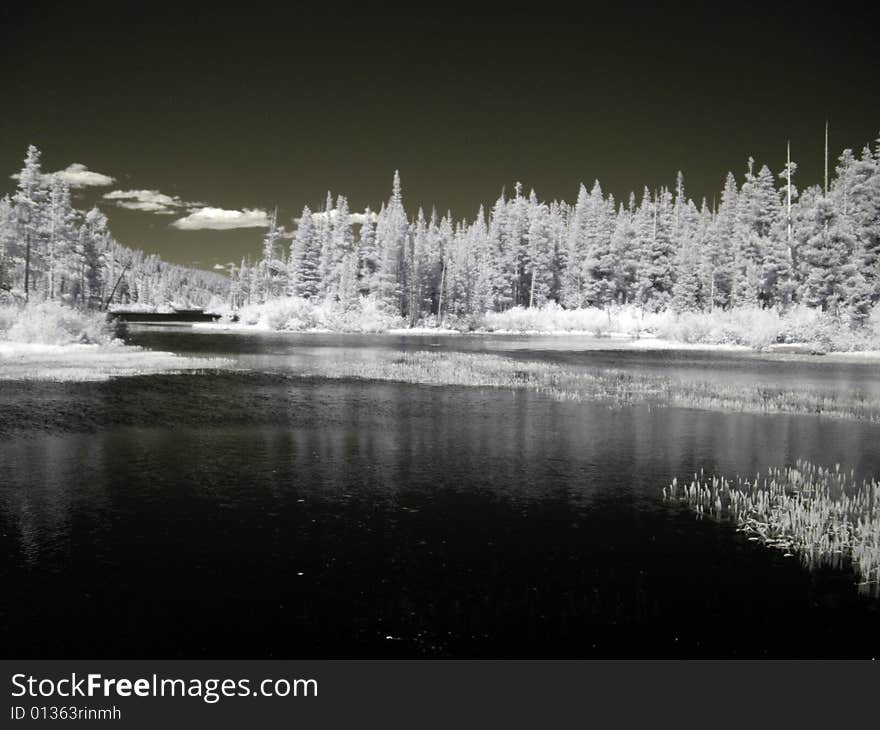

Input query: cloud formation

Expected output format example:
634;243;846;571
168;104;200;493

104;189;186;214
55;163;116;188
11;163;116;189
171;207;271;230
298;208;377;225
105;186;270;231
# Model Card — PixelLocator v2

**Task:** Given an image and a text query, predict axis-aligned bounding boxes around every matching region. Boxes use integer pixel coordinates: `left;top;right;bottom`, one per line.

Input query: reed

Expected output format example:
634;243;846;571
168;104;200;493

312;350;880;424
663;460;880;597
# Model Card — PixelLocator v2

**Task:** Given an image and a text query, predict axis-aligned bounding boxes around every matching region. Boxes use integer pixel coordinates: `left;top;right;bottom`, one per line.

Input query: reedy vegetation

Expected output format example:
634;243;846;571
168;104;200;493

663;460;880;597
311;350;880;424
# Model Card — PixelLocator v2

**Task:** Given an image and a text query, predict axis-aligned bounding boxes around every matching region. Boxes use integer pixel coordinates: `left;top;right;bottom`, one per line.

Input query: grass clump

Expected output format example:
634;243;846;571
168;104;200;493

312;350;880;424
663;460;880;596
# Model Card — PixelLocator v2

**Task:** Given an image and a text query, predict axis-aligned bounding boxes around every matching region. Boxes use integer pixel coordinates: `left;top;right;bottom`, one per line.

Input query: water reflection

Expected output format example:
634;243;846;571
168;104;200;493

1;334;879;657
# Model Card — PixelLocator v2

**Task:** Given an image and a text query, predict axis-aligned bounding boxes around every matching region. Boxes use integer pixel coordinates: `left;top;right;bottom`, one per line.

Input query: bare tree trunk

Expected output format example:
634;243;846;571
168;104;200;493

824;121;829;195
104;262;130;310
786;140;793;262
24;234;31;302
823;123;830;239
709;271;715;313
48;221;56;301
437;260;446;325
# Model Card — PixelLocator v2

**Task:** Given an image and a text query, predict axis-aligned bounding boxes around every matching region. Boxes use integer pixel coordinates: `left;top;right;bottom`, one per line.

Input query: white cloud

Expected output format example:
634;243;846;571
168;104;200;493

105;189;272;231
349;211;376;225
297;208;377;225
54;163;116;188
171;207;271;230
104;189;186;214
11;162;116;189
115;202;179;214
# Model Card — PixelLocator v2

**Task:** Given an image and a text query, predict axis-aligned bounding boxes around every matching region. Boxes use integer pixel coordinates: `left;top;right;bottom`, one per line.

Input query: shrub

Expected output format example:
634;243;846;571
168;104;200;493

0;301;116;345
482;303;616;334
238;295;405;333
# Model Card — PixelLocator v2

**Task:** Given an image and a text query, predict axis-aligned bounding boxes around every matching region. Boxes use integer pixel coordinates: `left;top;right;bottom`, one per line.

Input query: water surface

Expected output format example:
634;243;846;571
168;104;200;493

1;329;878;657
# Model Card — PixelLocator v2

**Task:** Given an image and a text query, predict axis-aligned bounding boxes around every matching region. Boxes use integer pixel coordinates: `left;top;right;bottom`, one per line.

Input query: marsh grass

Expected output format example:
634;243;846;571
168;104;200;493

663;460;880;596
313;350;880;424
0;342;233;382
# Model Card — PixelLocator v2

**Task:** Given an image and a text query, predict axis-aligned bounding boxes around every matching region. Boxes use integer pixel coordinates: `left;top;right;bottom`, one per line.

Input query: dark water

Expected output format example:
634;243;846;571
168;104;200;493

2;329;879;658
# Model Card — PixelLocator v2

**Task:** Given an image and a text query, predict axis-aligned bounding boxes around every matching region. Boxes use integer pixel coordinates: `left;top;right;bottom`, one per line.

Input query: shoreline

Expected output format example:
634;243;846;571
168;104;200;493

0;340;232;382
187;322;880;358
3;328;878;383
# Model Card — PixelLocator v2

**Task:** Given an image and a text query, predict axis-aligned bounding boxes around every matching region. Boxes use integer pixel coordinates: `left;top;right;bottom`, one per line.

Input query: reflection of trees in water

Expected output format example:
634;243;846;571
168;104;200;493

1;370;879;656
0;433;110;565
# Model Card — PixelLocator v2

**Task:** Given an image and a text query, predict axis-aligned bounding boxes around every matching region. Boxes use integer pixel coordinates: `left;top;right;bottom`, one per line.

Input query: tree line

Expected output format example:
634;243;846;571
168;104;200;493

0;146;228;310
237;133;880;328
4;135;878;328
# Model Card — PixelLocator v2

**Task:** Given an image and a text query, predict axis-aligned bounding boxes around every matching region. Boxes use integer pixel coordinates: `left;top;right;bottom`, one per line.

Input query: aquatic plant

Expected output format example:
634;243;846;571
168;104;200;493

663;460;880;597
312;350;880;424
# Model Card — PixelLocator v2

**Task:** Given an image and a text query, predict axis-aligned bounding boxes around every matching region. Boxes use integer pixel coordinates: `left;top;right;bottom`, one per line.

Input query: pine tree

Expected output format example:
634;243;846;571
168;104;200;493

562;183;590;308
735;160;783;306
292;206;320;298
505;183;530;307
76;207;109;307
316;191;335;297
525;194;553;307
357;208;378;295
375;171;407;311
704;173;738;309
260;208;283;302
670;199;705;312
322;194;352;301
800;197;855;313
837;143;880;303
639;188;676;311
13;145;47;301
581;182;616;308
45;174;76;300
610;201;639;304
633;187;656;310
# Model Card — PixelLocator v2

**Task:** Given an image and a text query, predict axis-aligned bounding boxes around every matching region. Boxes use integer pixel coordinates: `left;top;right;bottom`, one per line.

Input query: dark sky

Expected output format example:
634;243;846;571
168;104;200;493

1;2;878;269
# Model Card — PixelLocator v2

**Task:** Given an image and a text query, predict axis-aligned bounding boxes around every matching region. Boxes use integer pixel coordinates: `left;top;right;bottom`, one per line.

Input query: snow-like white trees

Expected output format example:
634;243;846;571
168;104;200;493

13;145;47;301
291;206;319;298
6;133;880;328
0;146;228;310
239;131;880;328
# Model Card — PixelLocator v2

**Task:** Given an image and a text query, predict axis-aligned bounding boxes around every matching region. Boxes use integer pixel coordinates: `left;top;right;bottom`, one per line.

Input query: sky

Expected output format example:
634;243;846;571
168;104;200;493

2;2;878;270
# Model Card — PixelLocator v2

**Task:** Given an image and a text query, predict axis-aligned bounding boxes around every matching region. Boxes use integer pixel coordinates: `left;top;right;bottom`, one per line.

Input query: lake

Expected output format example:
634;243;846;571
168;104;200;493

1;329;879;658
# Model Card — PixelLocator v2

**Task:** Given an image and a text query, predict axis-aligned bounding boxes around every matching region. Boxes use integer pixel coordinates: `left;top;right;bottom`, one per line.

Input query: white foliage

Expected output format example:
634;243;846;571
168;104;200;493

0;301;115;345
239;295;405;333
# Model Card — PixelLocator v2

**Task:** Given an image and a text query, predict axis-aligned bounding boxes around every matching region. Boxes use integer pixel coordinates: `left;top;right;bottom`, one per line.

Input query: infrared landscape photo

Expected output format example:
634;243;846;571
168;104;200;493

2;4;879;660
